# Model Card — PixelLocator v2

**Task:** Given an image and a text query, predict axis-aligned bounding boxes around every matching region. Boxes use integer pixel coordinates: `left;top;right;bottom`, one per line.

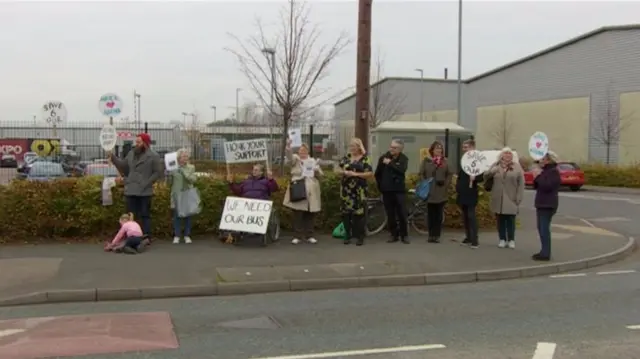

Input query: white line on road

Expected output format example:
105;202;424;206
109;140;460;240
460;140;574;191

626;325;640;330
549;273;587;278
532;342;556;359
0;329;25;338
249;344;446;359
579;218;597;228
596;270;637;275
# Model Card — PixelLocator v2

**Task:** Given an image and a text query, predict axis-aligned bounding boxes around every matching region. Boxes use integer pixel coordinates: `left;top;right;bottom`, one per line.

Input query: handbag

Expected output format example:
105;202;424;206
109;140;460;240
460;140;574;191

332;222;346;240
176;187;202;218
415;178;433;200
289;179;307;202
484;177;494;192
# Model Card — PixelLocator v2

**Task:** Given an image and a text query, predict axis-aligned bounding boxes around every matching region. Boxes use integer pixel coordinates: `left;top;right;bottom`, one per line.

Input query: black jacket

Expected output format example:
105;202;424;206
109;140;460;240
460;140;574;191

374;152;408;193
456;169;484;206
534;163;561;209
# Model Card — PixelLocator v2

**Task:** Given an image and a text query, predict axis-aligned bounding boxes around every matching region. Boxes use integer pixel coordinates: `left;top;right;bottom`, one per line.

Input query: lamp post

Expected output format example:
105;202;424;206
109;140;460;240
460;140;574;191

134;90;141;131
210;105;217;122
181;112;197;155
235;88;242;122
262;47;276;157
414;68;424;122
456;0;463;125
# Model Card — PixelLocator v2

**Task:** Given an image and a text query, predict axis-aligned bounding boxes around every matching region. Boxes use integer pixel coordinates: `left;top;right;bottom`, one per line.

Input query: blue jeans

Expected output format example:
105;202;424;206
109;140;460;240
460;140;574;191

536;208;556;257
126;196;152;236
497;214;516;241
173;210;192;237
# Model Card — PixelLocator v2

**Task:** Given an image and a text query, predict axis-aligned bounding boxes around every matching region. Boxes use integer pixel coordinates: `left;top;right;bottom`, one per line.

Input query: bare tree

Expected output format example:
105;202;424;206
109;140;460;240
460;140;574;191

491;107;512;148
227;0;349;173
591;87;633;164
369;53;406;128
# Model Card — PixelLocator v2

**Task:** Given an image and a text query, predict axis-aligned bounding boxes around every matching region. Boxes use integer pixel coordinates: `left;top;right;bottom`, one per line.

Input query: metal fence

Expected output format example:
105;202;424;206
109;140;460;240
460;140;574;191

0;120;338;162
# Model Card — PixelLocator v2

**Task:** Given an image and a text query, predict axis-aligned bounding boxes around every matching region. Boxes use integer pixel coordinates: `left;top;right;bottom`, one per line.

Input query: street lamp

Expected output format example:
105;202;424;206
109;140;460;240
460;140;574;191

134;90;141;130
415;68;424;122
210;105;217;122
235;88;242;123
456;0;463;125
262;47;276;157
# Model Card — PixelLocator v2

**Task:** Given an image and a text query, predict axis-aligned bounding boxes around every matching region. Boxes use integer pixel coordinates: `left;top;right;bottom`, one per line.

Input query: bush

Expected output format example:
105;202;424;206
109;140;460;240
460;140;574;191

0;174;496;241
191;160;333;175
581;163;640;188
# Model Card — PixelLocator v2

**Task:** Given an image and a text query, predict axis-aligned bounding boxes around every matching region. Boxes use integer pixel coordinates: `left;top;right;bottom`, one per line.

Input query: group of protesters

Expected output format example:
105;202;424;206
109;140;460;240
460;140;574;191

103;133;561;261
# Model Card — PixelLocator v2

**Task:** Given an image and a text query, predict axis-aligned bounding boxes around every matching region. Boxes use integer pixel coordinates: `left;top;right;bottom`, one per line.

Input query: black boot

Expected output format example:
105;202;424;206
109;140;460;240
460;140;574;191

356;238;364;246
387;236;399;243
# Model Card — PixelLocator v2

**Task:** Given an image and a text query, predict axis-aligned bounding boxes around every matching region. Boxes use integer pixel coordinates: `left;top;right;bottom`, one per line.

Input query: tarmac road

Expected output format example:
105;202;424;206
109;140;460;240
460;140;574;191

2;267;640;359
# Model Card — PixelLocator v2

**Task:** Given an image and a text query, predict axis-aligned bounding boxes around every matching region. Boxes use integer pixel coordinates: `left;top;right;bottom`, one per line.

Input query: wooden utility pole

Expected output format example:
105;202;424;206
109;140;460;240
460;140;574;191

355;0;372;149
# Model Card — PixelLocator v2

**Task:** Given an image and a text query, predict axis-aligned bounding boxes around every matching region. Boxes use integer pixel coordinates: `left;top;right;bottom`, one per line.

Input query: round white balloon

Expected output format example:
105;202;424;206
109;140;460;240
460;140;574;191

41;101;67;125
460;150;491;176
99;124;118;151
98;93;123;117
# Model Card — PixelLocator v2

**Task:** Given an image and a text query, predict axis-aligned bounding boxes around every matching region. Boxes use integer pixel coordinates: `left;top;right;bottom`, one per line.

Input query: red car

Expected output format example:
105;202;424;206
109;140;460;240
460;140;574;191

524;162;584;191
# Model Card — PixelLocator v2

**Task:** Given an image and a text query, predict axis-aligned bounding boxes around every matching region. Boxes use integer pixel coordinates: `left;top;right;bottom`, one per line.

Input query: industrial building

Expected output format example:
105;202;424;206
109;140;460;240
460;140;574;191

334;24;640;164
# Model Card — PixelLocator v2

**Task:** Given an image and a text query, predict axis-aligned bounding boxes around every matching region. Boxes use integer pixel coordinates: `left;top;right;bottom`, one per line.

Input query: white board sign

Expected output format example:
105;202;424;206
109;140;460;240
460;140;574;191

461;150;490;176
164;151;178;171
98;93;123;117
528;131;549;160
41;101;67;125
224;138;268;163
219;196;273;234
99;124;117;151
288;129;302;148
301;158;316;178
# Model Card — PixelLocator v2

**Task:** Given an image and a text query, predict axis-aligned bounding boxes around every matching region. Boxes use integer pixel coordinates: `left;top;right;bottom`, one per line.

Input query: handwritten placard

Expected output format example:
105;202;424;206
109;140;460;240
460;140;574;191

219;196;273;234
99;125;117;151
224;138;268;163
288;129;302;148
528;131;549;160
461;150;490;176
301;158;316;178
164;151;178;171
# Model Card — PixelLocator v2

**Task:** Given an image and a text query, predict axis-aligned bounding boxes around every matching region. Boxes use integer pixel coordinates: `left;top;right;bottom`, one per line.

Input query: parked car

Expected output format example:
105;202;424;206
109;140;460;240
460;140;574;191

1;155;17;168
524;161;585;191
18;162;67;182
84;164;119;178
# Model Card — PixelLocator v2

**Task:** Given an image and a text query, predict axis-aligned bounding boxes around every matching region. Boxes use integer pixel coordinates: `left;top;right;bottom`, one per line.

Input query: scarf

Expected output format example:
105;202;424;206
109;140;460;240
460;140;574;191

433;156;443;167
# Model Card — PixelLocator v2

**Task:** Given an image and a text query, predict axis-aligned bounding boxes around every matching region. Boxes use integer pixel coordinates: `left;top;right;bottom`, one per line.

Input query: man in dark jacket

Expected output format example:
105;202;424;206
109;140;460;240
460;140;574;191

532;150;561;261
456;140;483;248
374;139;410;244
109;133;164;238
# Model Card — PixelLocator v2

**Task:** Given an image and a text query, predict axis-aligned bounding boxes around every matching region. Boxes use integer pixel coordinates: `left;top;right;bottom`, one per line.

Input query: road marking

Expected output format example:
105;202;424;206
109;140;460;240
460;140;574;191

532;342;556;359
589;217;630;223
550;273;587;278
249;344;447;359
551;224;622;237
0;329;25;338
596;270;637;275
626;325;640;330
579;218;596;228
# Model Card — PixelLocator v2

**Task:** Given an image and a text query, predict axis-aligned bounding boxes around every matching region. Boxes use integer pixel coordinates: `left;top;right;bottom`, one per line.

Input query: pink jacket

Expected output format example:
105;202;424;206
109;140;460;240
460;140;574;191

110;221;143;246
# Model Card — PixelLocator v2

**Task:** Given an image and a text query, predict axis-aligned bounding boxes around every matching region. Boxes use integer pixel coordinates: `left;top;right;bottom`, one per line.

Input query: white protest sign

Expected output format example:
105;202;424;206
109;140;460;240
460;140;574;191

98;93;123;117
224;138;268;163
219;196;273;234
164;152;178;171
528;131;549;160
301;158;316;178
41;101;67;125
461;150;490;176
288;128;302;148
99;124;118;151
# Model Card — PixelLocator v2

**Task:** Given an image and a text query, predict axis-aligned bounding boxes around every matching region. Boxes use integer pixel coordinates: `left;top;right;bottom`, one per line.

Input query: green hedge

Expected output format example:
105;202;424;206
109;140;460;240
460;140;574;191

0;174;496;242
580;163;640;188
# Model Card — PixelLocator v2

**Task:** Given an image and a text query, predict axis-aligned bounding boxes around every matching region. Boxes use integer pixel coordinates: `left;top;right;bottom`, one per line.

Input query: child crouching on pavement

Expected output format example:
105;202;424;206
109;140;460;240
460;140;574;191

104;213;151;254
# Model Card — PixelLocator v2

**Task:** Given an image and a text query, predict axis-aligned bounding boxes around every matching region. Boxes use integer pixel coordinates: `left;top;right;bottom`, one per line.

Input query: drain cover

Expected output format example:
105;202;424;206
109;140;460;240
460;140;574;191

215;316;282;330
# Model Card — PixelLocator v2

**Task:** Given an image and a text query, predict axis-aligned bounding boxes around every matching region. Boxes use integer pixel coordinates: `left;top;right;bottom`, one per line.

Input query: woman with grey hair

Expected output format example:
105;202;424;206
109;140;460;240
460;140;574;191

169;149;197;244
531;150;561;261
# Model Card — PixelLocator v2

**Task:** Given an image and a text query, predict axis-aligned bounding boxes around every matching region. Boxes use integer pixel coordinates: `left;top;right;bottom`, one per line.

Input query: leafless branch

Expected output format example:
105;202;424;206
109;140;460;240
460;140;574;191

491;107;512;148
369;52;405;128
591;84;633;164
226;0;350;173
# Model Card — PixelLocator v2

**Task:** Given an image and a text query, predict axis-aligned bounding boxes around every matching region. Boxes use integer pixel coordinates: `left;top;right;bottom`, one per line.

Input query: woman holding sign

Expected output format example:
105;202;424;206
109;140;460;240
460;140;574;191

419;141;453;243
283;141;323;245
484;147;525;249
531;151;561;261
334;138;373;246
168;150;198;244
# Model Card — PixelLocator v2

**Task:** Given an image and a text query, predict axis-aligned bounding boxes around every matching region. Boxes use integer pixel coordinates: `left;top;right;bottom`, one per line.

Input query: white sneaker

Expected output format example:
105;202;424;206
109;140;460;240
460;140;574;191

306;237;318;244
498;240;506;248
173;237;180;244
184;236;193;244
291;238;301;245
508;241;516;249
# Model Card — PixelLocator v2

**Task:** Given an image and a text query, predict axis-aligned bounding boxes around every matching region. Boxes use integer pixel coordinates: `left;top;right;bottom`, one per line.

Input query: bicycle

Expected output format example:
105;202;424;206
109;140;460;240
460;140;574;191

366;189;445;236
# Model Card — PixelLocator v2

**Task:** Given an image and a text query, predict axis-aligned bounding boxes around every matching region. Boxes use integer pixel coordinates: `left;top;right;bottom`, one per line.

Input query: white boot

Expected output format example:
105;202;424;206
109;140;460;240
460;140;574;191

173;237;180;244
498;240;506;248
184;236;193;244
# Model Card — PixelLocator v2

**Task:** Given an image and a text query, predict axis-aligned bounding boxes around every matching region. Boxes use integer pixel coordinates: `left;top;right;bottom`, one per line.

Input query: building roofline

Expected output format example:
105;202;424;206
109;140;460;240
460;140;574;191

334;24;640;106
466;24;640;82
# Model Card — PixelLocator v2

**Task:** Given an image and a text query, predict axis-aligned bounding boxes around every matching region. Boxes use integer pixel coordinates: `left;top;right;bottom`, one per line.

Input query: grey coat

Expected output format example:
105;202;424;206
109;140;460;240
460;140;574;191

419;157;452;204
111;149;163;197
485;162;525;215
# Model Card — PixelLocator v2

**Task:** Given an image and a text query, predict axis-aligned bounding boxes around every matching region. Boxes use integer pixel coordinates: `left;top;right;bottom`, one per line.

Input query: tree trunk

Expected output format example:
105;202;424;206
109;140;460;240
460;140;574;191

280;107;291;176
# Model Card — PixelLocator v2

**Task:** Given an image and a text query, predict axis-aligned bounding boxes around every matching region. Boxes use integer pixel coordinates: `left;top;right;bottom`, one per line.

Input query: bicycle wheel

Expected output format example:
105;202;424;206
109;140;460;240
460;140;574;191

366;199;387;236
409;202;430;235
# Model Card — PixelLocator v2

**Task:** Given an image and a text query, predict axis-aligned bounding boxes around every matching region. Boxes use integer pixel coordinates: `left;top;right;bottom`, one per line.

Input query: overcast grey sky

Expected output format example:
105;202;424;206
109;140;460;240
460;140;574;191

1;1;638;125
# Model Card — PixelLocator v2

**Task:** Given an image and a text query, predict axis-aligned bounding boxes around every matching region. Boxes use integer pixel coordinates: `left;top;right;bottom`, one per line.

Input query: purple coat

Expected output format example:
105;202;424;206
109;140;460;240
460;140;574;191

534;163;561;209
229;176;278;200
